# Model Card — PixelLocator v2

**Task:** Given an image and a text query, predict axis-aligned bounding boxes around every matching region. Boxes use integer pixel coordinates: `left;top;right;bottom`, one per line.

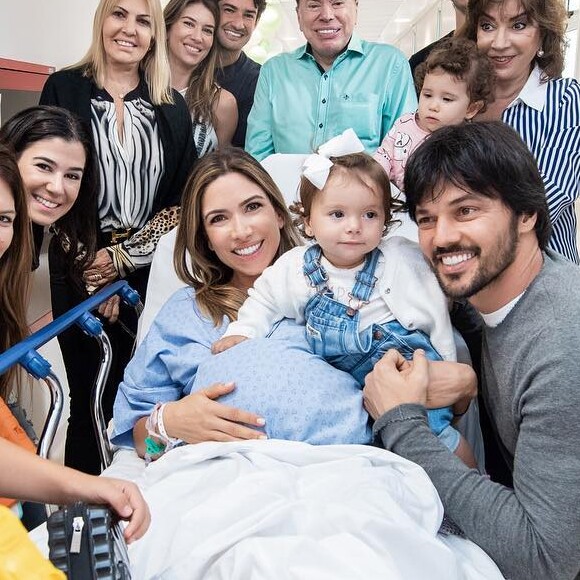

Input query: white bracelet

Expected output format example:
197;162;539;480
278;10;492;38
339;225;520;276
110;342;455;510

145;403;163;440
157;403;182;451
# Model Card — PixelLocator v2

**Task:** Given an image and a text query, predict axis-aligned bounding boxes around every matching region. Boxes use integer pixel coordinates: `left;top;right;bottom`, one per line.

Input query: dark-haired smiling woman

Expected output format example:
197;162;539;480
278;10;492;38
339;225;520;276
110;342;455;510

462;0;580;263
0;107;100;483
0;144;150;545
0;106;99;290
39;0;195;474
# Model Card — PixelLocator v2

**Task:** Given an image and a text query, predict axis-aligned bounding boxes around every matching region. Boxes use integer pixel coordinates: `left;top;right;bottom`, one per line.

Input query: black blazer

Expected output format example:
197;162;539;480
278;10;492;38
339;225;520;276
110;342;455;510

40;67;196;212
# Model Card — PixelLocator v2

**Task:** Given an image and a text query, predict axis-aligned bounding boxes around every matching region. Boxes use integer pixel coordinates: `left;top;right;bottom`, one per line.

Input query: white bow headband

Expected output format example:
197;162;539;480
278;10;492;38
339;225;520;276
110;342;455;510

301;128;365;189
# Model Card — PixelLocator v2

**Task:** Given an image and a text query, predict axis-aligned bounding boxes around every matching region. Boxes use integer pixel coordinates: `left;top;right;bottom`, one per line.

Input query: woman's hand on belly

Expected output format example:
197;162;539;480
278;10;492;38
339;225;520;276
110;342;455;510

211;335;248;354
163;382;267;444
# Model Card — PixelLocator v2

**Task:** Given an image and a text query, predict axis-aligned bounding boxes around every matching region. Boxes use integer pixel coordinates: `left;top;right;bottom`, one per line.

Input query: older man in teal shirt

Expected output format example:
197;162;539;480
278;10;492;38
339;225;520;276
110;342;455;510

246;0;417;160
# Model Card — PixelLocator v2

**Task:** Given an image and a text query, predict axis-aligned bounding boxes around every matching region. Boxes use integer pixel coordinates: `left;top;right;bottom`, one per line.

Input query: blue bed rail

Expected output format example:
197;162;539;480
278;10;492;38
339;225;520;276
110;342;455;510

0;280;140;379
0;280;141;476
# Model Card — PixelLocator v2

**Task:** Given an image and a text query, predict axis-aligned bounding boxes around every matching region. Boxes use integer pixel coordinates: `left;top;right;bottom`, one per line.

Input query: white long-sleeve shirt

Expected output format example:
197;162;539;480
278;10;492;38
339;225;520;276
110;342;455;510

225;236;456;362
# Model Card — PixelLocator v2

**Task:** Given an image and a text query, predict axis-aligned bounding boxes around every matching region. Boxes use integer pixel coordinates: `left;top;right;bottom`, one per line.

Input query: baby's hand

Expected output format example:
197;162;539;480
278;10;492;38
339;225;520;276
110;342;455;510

211;335;248;354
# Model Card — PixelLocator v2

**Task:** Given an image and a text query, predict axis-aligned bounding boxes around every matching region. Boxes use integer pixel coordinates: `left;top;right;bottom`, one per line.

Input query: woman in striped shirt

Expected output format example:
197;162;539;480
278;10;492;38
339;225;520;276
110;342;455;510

463;0;580;263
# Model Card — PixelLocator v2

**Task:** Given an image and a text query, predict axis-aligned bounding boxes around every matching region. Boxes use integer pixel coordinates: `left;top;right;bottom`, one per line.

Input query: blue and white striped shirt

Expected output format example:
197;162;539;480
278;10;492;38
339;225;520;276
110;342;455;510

502;66;580;264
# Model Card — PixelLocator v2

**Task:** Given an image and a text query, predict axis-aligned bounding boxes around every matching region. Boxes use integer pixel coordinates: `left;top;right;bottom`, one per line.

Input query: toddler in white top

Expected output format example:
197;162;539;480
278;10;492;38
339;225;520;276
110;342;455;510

374;37;495;191
213;129;476;467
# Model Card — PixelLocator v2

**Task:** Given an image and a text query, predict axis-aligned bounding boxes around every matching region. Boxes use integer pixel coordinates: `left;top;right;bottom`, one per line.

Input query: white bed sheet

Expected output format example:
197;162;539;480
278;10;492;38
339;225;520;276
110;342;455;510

100;441;503;580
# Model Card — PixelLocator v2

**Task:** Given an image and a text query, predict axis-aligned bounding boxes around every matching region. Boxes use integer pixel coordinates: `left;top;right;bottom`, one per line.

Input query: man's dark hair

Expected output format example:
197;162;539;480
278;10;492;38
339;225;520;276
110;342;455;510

404;121;551;250
254;0;267;19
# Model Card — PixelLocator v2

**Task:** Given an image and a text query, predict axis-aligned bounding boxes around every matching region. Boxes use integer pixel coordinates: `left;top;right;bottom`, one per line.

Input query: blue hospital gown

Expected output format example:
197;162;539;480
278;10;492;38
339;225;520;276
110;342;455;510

112;287;371;447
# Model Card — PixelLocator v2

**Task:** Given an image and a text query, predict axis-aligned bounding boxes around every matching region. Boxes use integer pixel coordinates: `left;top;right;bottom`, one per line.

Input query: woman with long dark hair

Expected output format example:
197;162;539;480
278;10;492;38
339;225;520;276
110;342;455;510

0;143;32;403
0;143;149;542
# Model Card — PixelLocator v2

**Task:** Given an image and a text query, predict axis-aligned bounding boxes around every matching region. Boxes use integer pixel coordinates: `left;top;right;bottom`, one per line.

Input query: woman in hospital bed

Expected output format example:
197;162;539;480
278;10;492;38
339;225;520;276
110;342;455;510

110;149;503;579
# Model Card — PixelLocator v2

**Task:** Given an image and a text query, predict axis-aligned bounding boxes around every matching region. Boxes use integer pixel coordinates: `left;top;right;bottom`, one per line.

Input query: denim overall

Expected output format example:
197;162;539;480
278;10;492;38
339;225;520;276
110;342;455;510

302;244;458;449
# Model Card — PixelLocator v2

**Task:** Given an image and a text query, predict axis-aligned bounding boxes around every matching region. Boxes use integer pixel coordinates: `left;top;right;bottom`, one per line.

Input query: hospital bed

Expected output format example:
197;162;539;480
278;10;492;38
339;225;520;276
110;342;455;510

22;156;502;578
0;280;141;474
100;156;499;578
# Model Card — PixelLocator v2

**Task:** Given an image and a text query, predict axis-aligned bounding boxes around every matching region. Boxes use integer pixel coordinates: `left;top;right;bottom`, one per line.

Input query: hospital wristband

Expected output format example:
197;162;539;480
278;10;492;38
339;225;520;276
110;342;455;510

157;403;182;451
145;404;164;441
144;436;165;456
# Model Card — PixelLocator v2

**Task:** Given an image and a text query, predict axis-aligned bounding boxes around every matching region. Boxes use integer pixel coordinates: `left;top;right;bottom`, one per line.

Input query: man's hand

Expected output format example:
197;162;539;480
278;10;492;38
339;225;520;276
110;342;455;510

363;349;430;420
211;335;248;354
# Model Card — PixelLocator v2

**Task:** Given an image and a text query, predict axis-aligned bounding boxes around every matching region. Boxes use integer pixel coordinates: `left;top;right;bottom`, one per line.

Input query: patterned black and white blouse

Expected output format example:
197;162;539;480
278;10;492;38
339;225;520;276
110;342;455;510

178;87;218;158
91;85;165;232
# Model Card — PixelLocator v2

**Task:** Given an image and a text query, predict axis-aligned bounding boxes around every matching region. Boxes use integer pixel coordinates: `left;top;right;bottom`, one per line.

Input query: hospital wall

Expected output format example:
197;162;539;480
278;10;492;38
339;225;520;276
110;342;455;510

0;1;100;70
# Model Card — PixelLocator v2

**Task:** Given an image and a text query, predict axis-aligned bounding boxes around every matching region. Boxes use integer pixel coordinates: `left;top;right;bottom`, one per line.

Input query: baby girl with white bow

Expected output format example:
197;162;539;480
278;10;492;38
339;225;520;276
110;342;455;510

212;129;476;467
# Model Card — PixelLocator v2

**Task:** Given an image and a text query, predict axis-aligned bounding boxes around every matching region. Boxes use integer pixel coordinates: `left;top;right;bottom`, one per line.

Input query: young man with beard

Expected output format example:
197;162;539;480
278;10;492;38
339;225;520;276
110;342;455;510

363;122;580;580
216;0;266;148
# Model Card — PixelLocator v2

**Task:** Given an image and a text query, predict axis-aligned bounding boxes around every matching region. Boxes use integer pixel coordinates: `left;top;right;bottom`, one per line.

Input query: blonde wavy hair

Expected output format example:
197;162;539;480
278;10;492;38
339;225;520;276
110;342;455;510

73;0;173;105
175;148;301;326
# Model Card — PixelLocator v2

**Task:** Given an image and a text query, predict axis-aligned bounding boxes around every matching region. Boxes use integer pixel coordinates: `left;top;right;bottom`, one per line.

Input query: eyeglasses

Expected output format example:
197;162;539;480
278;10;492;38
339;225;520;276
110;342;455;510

450;0;468;15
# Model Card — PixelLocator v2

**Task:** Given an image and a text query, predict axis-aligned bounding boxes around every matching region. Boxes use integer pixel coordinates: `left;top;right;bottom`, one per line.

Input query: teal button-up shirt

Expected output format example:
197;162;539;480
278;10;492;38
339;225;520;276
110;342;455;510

246;35;417;161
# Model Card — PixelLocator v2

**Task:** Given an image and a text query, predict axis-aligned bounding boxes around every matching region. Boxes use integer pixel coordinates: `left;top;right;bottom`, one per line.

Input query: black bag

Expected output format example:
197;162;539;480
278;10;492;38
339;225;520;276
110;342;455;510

47;502;131;579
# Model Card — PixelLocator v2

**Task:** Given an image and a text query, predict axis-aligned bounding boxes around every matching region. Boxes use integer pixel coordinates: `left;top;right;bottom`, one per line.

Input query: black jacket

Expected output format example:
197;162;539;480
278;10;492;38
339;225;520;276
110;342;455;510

40;67;196;212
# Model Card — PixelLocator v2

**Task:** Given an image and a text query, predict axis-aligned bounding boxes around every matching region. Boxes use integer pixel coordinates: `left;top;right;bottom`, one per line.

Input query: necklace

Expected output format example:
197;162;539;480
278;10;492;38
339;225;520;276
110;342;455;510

104;79;138;100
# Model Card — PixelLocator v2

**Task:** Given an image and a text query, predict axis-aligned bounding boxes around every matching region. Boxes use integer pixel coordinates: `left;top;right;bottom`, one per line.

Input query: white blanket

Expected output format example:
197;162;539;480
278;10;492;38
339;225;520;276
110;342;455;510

104;441;503;580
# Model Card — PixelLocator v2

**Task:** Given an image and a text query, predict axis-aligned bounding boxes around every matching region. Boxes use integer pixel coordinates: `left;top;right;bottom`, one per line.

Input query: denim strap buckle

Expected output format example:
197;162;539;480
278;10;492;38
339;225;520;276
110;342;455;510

351;248;381;301
303;244;330;291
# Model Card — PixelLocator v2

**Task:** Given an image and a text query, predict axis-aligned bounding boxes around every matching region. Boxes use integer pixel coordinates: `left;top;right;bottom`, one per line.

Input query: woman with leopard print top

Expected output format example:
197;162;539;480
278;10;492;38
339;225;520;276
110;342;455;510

38;0;195;474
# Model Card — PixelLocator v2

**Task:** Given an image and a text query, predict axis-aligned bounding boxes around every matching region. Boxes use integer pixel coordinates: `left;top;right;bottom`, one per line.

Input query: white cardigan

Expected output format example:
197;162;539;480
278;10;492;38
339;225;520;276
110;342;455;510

225;236;456;361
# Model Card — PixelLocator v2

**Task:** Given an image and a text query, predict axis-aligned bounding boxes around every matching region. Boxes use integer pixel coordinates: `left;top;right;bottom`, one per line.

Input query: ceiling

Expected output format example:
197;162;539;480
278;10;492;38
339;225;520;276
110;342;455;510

270;0;439;49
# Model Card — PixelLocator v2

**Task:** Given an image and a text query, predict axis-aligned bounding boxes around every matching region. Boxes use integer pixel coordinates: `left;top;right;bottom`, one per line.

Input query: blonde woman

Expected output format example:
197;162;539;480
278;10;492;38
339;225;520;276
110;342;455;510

165;0;238;156
39;0;196;474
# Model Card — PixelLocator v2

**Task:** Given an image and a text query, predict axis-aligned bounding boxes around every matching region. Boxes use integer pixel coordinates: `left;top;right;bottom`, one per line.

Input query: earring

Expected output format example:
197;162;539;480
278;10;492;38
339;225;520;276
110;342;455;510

537;48;545;58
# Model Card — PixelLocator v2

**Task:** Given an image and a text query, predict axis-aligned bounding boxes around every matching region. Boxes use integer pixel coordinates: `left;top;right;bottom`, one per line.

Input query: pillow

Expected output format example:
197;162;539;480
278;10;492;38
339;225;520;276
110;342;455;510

189;320;372;445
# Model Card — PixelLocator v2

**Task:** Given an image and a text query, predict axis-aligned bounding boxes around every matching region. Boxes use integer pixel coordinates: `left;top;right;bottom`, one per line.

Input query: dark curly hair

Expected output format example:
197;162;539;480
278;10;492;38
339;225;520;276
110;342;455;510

414;37;496;113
